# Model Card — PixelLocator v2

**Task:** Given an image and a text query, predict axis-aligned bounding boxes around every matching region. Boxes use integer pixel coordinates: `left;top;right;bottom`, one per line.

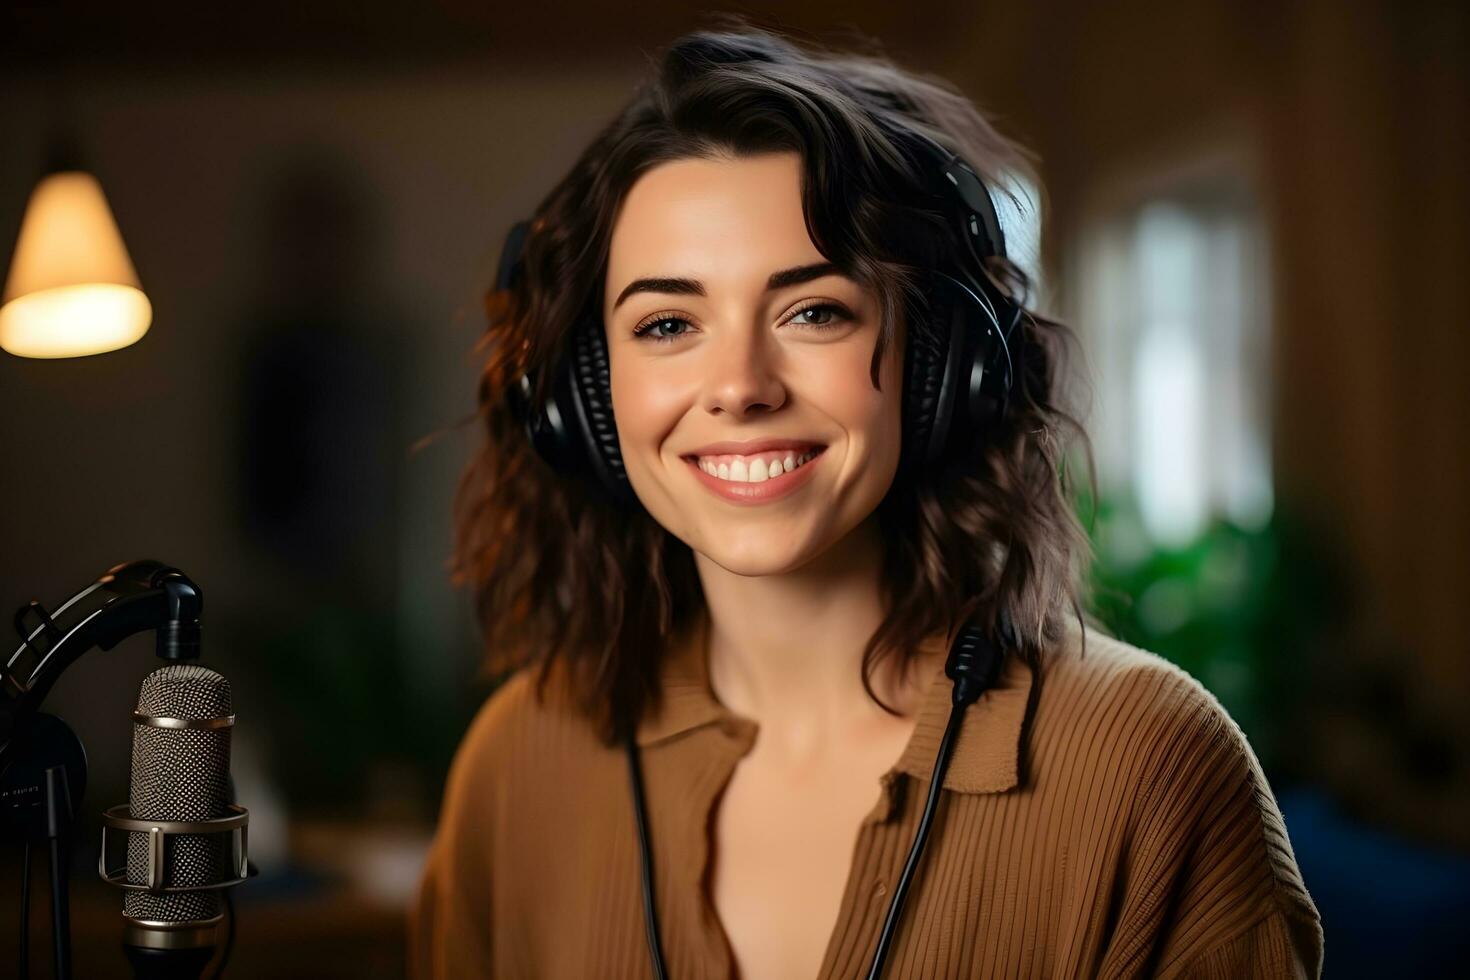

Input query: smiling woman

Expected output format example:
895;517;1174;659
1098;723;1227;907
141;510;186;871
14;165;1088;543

605;152;904;555
412;18;1322;980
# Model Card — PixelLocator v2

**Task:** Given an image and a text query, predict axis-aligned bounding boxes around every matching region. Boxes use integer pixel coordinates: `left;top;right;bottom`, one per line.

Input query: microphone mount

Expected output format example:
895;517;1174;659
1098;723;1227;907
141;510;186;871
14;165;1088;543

0;560;233;980
2;559;203;775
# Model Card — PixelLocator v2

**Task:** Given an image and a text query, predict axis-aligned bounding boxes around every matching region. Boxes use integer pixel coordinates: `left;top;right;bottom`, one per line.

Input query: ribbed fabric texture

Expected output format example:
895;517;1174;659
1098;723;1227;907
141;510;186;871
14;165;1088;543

410;618;1322;979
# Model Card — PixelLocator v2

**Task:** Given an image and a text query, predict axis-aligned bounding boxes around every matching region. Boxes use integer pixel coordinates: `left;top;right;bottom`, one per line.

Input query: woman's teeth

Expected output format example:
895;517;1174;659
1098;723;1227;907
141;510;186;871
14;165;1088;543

695;449;821;484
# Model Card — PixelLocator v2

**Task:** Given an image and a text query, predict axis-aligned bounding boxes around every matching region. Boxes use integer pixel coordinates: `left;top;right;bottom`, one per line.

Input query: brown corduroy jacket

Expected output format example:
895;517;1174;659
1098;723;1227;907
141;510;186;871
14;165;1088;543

410;614;1323;978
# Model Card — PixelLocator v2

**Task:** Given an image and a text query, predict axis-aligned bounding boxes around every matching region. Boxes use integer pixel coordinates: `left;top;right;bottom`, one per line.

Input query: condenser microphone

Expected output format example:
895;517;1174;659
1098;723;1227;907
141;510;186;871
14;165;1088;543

103;663;242;979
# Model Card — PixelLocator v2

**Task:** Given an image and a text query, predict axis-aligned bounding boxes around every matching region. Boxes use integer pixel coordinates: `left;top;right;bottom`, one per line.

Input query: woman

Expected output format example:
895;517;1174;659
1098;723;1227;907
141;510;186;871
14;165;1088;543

411;22;1323;980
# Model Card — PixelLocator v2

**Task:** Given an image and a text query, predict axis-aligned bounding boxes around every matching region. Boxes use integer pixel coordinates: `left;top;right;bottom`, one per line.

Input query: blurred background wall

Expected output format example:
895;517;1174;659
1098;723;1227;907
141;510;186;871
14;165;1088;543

1;1;1466;976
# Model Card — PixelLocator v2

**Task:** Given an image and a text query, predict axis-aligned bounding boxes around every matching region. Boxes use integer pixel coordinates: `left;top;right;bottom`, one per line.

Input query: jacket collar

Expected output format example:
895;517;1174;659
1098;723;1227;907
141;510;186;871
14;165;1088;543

634;608;1033;795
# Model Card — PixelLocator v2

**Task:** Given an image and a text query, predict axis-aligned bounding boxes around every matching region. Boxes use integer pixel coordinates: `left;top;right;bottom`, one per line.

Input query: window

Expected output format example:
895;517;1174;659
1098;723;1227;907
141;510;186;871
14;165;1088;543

1068;147;1272;547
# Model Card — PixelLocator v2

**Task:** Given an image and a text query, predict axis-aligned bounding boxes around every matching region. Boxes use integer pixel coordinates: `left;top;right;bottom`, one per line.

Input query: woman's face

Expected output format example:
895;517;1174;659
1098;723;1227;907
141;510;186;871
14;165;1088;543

602;151;903;576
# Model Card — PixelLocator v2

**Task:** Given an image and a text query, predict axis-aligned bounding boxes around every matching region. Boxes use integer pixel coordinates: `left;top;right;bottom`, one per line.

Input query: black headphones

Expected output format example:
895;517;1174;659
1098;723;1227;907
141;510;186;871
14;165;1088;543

495;143;1025;508
492;145;1022;978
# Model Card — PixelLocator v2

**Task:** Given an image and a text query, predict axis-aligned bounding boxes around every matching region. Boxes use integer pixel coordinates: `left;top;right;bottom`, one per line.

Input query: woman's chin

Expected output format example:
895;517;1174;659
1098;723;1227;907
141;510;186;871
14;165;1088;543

691;536;820;578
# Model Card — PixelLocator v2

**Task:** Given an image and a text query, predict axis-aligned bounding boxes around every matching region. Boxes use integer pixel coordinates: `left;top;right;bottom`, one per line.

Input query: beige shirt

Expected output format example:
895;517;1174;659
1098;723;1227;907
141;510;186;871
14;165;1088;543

410;614;1323;978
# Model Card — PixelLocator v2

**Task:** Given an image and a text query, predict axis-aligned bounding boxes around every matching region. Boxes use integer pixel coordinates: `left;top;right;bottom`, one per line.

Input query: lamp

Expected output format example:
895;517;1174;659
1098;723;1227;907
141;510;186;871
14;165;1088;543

1;168;152;359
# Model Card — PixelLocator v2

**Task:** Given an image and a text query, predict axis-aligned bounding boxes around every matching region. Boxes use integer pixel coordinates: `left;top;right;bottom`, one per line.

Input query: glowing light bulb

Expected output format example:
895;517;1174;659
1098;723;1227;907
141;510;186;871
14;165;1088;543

1;170;152;358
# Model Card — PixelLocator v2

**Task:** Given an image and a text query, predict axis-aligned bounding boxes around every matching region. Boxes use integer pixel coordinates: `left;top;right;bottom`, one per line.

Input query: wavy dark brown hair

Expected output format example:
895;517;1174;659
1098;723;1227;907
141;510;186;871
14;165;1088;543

450;20;1095;744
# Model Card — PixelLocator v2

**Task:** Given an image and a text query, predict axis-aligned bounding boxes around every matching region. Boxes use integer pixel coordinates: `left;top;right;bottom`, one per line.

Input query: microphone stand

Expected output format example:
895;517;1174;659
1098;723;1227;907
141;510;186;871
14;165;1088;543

3;711;84;980
0;560;251;980
44;763;75;978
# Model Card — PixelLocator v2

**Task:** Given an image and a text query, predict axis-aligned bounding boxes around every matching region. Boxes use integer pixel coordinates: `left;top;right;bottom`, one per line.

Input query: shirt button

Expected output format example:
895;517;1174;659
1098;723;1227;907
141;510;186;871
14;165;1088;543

719;718;750;738
873;880;887;898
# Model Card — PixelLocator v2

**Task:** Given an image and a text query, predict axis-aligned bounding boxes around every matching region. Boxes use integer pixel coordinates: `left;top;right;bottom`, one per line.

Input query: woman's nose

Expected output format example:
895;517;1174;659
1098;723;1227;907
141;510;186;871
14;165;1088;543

700;325;788;418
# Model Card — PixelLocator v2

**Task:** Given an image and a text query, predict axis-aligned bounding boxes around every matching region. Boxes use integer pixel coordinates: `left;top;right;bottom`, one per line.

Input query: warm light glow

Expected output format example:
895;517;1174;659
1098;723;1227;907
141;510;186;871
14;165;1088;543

1;170;153;358
0;283;153;358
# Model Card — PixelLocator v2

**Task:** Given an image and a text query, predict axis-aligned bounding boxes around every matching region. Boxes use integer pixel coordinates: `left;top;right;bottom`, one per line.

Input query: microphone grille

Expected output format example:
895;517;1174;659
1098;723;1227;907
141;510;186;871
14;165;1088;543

126;663;233;923
136;662;232;718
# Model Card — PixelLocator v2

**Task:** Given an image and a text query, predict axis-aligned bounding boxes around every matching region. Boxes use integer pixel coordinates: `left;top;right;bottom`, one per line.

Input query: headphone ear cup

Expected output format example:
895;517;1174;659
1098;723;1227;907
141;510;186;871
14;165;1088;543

568;319;633;503
903;279;952;470
961;280;1017;439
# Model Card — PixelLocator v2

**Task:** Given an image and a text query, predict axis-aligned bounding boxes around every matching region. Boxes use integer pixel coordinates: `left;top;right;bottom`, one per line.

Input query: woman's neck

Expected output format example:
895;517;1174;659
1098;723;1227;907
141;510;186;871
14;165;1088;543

694;516;936;758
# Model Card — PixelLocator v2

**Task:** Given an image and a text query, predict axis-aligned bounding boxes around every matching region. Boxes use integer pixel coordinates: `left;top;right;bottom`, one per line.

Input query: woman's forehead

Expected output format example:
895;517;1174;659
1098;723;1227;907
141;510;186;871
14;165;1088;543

604;152;827;302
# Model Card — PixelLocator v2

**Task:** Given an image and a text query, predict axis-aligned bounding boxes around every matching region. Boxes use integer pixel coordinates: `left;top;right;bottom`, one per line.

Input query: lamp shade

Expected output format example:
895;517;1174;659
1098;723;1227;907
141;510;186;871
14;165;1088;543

1;170;153;358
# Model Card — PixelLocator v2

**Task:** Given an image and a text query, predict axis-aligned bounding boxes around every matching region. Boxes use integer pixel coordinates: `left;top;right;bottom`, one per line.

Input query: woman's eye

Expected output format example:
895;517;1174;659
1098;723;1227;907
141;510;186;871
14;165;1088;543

789;303;847;327
631;302;851;344
632;317;692;344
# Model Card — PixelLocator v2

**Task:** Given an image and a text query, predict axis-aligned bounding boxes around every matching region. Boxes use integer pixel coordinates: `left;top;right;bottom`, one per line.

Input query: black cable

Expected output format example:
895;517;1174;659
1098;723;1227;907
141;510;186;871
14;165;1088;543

624;733;669;980
20;838;31;979
627;696;972;980
865;700;967;980
627;624;999;980
48;827;71;980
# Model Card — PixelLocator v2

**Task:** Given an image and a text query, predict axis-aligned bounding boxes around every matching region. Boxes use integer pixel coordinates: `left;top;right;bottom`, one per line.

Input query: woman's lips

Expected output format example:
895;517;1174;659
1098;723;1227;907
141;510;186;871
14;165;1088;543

683;447;825;505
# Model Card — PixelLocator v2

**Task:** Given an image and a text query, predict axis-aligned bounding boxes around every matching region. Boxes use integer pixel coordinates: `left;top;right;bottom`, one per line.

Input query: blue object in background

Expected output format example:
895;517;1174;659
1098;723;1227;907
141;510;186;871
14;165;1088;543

1278;787;1470;978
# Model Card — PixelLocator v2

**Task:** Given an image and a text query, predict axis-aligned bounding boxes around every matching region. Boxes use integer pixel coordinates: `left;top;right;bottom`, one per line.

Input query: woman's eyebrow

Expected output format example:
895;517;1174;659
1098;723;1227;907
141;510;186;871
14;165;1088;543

612;261;842;310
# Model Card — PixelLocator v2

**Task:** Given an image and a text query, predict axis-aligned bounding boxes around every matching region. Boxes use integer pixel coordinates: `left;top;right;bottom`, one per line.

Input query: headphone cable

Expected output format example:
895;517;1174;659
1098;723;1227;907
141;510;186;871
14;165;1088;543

865;620;1003;976
864;693;972;979
627;665;990;980
625;730;669;980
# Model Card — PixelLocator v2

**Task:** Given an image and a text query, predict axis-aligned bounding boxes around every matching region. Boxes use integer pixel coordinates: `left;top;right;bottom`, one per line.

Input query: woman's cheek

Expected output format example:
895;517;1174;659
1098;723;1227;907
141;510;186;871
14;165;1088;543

812;341;902;442
610;352;695;490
